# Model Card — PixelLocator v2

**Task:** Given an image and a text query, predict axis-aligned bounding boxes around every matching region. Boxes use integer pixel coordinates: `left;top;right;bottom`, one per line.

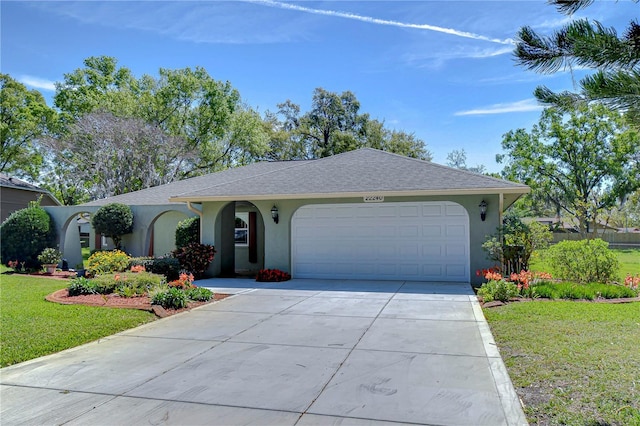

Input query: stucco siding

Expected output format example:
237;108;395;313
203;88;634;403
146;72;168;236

200;194;498;284
153;211;190;256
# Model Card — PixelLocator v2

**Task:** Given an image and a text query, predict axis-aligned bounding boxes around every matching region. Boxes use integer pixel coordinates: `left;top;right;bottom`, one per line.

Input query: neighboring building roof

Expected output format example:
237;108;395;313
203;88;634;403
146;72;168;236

81;148;529;207
0;174;62;205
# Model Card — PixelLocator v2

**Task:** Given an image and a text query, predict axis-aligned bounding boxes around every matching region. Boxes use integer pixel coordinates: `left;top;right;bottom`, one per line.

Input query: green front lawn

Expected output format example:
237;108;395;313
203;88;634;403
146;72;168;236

0;274;155;367
485;301;640;425
530;247;640;281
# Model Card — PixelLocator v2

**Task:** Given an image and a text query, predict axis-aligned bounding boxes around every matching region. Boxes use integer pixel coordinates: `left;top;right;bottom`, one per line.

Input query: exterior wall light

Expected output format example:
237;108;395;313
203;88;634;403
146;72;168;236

479;200;488;222
271;205;279;224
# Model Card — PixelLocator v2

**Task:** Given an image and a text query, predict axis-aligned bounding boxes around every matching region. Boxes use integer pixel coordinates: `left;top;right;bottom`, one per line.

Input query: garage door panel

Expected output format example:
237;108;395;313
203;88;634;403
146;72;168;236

292;202;469;281
422;245;442;257
399;206;419;217
378;206;398;217
446;264;467;278
446;224;466;237
422;204;442;216
422;264;443;276
378;226;396;237
446;244;466;256
422;225;442;237
399;226;419;237
446;204;466;216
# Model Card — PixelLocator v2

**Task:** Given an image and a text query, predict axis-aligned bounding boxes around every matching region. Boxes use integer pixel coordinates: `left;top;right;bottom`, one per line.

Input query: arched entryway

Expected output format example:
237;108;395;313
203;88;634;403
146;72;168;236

215;201;265;277
145;210;191;257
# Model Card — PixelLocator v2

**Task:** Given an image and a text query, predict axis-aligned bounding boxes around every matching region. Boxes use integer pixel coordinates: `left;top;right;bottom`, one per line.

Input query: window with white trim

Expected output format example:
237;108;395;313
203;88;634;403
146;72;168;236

235;213;249;246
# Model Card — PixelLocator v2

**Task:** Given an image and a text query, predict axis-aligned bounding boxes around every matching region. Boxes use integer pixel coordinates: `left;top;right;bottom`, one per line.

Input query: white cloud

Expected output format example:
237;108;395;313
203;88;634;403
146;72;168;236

403;45;513;69
247;0;514;45
455;99;543;116
19;75;56;91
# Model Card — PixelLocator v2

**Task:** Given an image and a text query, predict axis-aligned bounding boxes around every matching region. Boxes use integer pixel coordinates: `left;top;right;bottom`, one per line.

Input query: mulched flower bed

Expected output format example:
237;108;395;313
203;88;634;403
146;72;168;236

45;289;231;318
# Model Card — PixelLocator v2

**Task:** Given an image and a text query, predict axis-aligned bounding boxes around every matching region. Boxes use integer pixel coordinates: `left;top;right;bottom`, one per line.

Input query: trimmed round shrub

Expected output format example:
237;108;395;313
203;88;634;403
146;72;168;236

87;249;131;275
175;217;200;249
546;239;619;283
172;243;216;278
91;203;133;249
1;200;57;269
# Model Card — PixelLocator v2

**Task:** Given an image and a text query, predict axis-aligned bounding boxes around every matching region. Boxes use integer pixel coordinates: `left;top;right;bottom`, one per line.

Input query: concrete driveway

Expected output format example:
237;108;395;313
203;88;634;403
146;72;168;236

0;279;527;425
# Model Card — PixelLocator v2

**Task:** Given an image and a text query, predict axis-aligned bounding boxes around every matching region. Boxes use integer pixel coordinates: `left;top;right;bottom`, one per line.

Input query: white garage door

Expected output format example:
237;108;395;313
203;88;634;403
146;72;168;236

291;201;469;282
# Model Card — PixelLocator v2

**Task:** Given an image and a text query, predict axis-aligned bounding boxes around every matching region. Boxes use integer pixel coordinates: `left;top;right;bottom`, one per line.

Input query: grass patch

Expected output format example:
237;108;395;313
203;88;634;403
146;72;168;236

484;302;640;425
530;247;640;282
0;274;155;367
617;248;640;279
82;246;90;267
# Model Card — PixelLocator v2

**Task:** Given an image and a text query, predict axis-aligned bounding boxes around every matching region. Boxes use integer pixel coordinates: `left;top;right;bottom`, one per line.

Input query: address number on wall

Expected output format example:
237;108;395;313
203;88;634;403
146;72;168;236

363;195;384;203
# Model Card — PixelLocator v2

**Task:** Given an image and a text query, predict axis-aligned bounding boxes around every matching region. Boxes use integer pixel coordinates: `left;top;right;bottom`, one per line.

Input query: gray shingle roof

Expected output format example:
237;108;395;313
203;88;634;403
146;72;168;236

0;173;62;205
82;148;528;206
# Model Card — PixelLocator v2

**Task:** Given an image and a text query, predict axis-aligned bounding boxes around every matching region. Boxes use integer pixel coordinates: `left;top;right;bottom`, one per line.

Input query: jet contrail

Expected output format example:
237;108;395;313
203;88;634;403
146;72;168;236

246;0;514;45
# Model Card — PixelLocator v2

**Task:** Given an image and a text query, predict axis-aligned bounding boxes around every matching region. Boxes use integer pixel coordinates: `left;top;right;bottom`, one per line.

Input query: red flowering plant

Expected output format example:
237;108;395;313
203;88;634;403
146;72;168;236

168;272;196;289
476;267;552;302
256;269;291;282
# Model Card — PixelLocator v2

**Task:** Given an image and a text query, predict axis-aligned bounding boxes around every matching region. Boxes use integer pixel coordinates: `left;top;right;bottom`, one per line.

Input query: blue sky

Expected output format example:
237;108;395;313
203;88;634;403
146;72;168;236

2;1;637;172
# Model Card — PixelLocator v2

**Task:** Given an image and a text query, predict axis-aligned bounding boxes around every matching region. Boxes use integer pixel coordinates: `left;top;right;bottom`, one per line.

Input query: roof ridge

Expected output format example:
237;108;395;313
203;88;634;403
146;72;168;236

171;158;316;198
378;149;526;187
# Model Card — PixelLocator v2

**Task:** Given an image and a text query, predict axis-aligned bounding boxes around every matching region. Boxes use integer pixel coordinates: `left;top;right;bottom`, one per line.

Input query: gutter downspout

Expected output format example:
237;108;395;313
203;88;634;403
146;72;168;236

186;202;203;243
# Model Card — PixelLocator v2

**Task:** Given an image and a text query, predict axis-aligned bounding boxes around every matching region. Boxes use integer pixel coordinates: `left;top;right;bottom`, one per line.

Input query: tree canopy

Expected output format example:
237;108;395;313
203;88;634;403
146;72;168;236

497;104;640;235
0;74;57;180
446;149;486;174
514;0;640;124
3;57;431;204
266;88;431;160
91;203;133;250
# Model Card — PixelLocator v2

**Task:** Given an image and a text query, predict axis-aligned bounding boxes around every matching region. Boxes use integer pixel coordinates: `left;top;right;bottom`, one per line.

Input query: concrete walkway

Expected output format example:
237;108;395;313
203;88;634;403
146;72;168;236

0;279;527;425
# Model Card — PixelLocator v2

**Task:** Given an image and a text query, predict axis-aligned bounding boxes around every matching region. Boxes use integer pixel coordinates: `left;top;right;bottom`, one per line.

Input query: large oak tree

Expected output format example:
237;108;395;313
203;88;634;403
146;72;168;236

497;104;640;235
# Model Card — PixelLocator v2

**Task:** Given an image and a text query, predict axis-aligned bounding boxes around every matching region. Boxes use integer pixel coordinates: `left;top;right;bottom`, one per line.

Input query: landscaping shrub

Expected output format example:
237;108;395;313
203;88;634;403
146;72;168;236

151;287;188;309
87;250;131;275
185;286;213;301
256;268;291;282
87;274;119;294
175;216;200;249
150;257;181;281
67;277;98;296
115;272;165;297
1;199;57;269
533;281;639;300
482;215;552;275
91;203;133;250
172;243;215;278
477;279;519;303
129;256;180;280
546;239;619;283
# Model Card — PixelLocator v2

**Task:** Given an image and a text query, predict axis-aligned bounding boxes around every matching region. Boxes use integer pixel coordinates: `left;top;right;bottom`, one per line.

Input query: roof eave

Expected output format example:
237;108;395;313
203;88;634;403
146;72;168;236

169;186;530;203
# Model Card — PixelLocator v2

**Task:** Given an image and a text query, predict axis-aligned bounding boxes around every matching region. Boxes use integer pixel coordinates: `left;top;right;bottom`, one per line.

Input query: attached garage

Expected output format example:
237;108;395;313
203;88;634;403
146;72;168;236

291;201;470;282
